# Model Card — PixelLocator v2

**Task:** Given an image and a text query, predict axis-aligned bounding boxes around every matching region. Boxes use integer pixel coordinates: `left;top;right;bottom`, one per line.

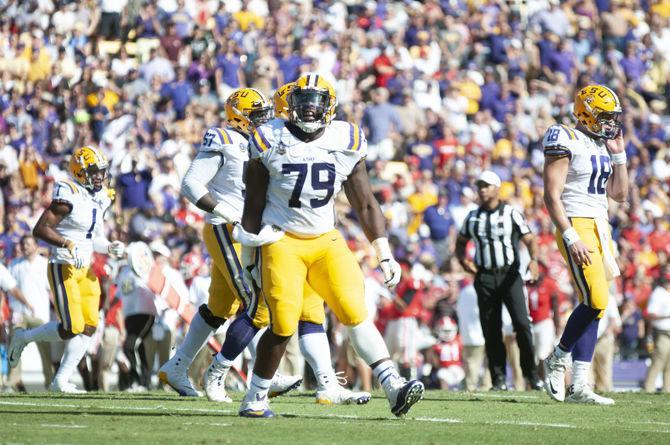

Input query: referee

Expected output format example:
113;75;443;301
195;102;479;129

456;171;542;391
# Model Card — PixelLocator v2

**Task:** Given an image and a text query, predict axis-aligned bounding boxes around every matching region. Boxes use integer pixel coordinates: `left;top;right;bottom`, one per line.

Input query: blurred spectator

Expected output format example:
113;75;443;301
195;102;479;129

456;282;490;391
643;274;670;393
619;298;645;360
362;87;403;161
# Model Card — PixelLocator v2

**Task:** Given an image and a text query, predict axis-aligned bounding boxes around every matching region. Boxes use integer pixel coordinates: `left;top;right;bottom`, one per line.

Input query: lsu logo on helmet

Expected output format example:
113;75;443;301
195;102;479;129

287;74;338;133
274;82;295;120
225;88;274;135
69;146;108;191
573;85;622;139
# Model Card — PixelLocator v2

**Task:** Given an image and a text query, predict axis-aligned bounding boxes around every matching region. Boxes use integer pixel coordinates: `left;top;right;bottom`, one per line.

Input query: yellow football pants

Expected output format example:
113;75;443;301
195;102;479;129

260;229;367;336
47;262;101;334
555;217;612;316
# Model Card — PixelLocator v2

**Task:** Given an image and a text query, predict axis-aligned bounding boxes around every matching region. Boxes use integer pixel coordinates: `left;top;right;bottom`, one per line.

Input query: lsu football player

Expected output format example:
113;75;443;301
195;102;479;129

542;85;628;405
160;87;370;406
8;146;125;393
236;74;424;418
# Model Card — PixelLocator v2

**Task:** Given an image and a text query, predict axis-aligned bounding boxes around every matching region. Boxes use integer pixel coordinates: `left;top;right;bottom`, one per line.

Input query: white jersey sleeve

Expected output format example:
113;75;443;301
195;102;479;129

52;180;80;207
542;124;577;158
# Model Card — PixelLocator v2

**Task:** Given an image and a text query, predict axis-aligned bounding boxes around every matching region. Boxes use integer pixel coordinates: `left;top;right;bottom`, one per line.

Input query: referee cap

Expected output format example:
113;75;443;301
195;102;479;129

477;170;501;187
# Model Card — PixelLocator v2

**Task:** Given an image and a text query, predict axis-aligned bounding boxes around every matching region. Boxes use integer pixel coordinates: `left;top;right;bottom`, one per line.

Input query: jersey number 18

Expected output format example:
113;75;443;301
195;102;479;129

587;155;611;195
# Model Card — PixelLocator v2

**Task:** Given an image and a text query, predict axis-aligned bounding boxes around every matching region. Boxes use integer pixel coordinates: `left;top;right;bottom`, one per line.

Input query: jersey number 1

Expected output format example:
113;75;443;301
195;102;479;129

587;155;611;195
86;208;98;239
282;163;335;209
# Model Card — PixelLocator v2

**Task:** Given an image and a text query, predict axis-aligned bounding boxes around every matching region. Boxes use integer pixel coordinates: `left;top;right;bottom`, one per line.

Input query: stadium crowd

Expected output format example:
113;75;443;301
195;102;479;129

1;0;669;394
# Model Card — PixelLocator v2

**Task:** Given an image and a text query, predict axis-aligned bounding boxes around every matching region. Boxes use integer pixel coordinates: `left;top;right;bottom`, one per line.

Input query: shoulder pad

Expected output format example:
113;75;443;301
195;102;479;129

542;125;577;157
199;127;238;153
250;120;282;155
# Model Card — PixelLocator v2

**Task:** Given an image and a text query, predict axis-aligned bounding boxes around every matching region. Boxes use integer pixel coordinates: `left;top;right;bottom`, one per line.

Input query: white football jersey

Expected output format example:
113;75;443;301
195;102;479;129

250;119;367;237
51;179;112;264
198;126;248;225
543;124;611;220
115;265;157;316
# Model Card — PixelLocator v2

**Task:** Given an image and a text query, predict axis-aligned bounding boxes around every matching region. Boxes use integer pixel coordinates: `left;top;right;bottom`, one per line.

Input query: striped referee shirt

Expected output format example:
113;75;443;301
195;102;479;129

459;202;531;270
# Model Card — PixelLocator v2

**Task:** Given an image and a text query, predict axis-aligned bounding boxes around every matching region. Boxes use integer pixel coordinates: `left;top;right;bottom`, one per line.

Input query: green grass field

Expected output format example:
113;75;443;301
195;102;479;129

1;390;669;444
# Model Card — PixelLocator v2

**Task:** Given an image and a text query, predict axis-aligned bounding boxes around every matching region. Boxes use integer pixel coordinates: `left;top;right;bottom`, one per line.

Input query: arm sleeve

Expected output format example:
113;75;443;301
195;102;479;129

181;151;222;205
459;211;472;238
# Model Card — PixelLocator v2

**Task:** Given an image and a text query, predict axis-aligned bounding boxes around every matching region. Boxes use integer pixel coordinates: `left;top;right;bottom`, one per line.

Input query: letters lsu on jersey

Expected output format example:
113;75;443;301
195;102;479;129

250;118;366;237
542;124;611;220
51;179;112;265
198;126;249;225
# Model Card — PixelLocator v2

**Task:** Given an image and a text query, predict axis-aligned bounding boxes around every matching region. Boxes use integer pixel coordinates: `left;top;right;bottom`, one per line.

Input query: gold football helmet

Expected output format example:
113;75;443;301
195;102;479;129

573;85;622;139
224;88;273;135
274;82;295;120
69;146;108;191
287;74;337;132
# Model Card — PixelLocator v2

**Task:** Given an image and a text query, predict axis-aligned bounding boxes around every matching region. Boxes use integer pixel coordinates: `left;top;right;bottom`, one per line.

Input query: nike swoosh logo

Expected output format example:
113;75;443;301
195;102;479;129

255;393;267;401
549;381;558;395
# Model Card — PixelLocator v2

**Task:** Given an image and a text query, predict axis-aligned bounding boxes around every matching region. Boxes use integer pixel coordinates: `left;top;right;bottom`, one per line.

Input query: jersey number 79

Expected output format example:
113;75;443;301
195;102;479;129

282;163;335;208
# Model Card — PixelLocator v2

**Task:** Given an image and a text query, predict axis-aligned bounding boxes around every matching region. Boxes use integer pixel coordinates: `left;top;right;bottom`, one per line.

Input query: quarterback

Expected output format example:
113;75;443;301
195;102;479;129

8;146;125;393
236;74;424;418
160;87;370;405
542;85;628;404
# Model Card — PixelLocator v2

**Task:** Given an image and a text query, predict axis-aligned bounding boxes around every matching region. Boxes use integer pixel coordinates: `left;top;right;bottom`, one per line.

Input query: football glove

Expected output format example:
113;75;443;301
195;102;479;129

233;224;284;247
64;240;87;269
240;245;260;289
108;241;126;258
372;237;401;289
212;202;239;224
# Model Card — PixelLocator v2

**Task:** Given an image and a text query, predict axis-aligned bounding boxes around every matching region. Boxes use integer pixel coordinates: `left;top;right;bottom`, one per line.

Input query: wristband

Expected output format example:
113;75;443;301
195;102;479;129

372;237;393;261
562;227;580;247
610;152;626;165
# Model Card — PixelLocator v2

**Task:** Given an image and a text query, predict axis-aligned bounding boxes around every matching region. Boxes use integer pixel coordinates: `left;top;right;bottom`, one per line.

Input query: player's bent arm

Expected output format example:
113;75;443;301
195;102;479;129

521;232;539;259
33;201;73;249
241;159;269;235
455;234;477;274
181;152;222;213
606;164;629;203
343;160;386;241
542;155;571;234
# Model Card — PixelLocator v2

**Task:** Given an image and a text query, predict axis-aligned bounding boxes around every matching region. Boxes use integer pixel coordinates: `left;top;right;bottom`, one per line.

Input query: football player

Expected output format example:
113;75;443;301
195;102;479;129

8;146;125;393
542;85;628;405
236;74;424;418
160;87;370;406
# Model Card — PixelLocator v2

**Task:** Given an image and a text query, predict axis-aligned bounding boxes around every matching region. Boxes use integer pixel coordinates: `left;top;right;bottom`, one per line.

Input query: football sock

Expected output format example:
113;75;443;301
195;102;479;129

177;312;214;363
558;304;600;352
246;373;272;402
572;360;591;387
23;321;61;343
572;318;599;362
347;319;390;365
373;359;402;393
53;334;92;384
216;314;259;364
298;321;336;389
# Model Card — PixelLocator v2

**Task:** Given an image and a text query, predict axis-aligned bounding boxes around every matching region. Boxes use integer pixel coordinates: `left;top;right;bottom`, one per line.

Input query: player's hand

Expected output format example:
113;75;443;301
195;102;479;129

64;239;86;269
240;246;260;291
212;202;239;224
527;259;539;284
379;258;401;289
605;130;625;154
461;260;478;275
568;240;593;267
108;241;126;258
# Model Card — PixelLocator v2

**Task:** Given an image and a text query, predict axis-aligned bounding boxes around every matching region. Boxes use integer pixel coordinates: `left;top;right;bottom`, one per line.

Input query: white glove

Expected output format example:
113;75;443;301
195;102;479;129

212;202;239;224
240;245;260;289
108;241;126;258
372;237;401;288
64;240;87;269
233;224;284;247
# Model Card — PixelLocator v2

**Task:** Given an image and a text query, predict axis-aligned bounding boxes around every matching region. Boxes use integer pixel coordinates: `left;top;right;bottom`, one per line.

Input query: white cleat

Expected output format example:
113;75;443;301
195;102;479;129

316;385;371;405
268;373;302;398
49;380;86;394
8;328;27;368
239;396;275;418
158;352;201;397
387;379;424;417
566;384;615;405
544;350;572;402
204;359;232;403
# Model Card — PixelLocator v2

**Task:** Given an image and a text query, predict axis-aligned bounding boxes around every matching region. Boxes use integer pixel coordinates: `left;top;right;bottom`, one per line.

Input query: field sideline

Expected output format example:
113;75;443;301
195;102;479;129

1;390;669;444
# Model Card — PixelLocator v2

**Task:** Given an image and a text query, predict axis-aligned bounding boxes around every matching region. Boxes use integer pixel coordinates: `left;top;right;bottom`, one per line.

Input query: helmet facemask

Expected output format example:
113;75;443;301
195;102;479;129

288;88;331;133
248;106;274;129
594;111;622;139
83;163;108;192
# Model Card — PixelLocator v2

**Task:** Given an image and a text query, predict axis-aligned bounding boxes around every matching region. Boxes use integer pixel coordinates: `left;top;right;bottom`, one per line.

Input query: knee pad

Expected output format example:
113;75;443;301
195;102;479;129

347;319;390;366
199;304;226;329
83;325;97;336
